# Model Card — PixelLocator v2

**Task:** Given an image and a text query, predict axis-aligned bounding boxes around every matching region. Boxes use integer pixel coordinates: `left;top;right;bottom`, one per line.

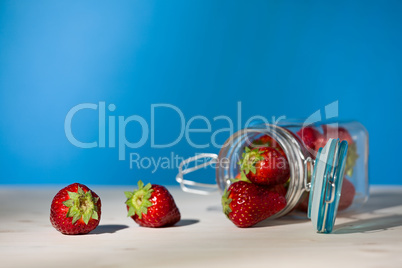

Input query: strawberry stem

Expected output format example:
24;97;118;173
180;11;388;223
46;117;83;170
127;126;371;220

221;189;233;217
63;186;99;225
238;147;264;175
125;180;154;219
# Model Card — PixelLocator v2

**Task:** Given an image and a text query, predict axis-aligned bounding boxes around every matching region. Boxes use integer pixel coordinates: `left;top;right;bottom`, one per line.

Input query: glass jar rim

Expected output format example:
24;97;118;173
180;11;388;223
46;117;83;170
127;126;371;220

216;124;312;218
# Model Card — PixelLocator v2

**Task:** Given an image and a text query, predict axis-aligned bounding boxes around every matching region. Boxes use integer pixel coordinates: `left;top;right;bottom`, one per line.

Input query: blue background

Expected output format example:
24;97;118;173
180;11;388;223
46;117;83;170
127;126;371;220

0;0;401;185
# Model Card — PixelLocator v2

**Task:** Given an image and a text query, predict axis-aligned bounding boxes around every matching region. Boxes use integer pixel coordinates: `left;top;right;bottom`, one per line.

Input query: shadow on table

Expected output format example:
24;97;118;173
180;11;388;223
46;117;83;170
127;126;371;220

333;191;402;234
175;219;200;227
207;205;310;228
91;224;129;234
206;205;222;212
355;192;402;214
254;214;309;228
334;192;402;219
206;191;402;230
333;214;402;234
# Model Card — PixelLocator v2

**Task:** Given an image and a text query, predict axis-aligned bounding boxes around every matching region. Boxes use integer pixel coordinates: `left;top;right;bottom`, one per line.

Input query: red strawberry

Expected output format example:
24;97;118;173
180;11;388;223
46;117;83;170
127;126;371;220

321;125;358;177
337;178;356;210
50;183;101;235
297;126;327;157
271;183;287;196
258;135;273;144
296;177;356;212
222;181;287;228
234;172;287;195
295;191;310;212
125;180;181;228
239;146;290;186
250;135;286;157
322;125;354;144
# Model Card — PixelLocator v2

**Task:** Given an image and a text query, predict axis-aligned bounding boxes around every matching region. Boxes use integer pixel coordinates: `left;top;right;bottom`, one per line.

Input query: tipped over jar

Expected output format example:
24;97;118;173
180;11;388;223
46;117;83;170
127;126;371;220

176;120;369;233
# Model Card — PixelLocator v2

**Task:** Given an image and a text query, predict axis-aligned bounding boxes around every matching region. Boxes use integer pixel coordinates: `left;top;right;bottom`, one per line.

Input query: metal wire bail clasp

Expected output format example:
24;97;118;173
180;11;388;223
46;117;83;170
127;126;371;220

304;156;314;192
176;153;219;195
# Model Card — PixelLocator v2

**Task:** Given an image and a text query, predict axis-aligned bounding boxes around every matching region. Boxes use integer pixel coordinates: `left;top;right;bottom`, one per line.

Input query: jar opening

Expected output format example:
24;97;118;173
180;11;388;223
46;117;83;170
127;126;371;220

216;125;308;219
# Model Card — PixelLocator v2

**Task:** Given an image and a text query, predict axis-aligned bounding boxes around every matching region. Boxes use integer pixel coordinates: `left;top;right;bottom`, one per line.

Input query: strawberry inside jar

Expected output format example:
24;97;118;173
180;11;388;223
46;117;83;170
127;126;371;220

294;125;359;212
235;124;359;212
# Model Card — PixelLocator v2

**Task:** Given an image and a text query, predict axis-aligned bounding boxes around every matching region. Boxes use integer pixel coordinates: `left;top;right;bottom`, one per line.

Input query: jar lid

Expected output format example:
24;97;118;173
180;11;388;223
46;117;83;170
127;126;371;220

307;138;348;233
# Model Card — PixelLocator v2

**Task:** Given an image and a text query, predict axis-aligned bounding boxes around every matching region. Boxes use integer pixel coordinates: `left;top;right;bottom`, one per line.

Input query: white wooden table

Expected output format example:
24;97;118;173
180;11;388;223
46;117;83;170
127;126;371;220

1;185;401;268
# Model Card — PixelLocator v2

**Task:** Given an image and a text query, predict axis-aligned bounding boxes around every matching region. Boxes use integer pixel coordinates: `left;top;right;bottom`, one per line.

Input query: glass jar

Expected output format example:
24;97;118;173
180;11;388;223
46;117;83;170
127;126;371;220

176;120;369;233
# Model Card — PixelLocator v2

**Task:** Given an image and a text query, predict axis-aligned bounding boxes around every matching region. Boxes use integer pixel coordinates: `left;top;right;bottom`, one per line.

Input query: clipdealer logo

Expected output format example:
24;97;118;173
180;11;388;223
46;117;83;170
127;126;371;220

64;100;339;172
64;101;284;157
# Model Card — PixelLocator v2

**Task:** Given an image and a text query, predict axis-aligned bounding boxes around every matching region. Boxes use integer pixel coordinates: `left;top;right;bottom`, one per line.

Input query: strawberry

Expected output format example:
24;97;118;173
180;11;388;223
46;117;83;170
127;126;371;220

234;172;287;195
256;134;273;145
296;177;356;212
337;178;356;210
322;125;353;144
125;180;181;228
239;146;290;186
295;191;310;212
222;181;287;227
50;183;101;235
271;183;288;196
321;125;359;177
296;126;326;157
250;135;286;157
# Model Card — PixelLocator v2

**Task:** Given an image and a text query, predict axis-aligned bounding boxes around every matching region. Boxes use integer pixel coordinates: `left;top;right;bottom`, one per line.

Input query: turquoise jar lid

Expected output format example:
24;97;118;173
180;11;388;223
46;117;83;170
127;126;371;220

308;138;348;233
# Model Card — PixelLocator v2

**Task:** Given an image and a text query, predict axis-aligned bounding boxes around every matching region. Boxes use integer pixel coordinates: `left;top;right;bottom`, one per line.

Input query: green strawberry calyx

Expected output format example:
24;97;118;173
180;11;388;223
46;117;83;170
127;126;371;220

63;186;99;225
251;137;271;148
229;172;251;184
345;142;359;177
125;180;154;219
238;147;264;175
221;188;233;217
